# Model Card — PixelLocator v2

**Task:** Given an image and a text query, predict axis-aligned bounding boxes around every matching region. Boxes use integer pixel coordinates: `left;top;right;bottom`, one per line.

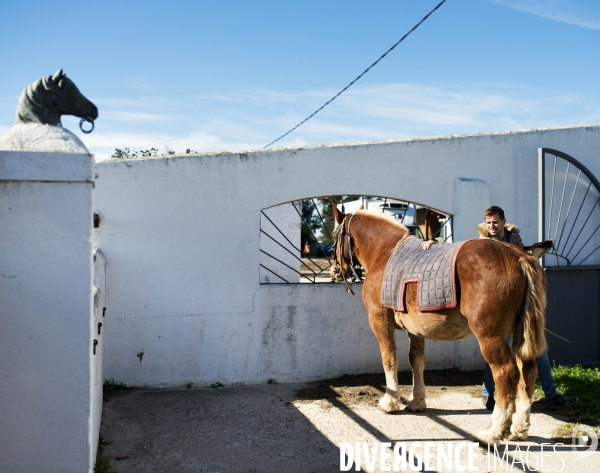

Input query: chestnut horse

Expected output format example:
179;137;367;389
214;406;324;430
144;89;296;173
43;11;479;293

331;206;547;443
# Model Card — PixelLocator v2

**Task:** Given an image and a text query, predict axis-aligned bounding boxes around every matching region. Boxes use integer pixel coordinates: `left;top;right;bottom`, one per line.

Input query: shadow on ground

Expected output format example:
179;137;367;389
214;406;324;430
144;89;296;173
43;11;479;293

101;382;352;473
99;369;582;472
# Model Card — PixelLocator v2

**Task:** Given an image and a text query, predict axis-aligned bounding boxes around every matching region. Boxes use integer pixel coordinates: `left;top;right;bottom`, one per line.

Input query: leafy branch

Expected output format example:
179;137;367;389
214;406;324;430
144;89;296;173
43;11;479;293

111;147;198;159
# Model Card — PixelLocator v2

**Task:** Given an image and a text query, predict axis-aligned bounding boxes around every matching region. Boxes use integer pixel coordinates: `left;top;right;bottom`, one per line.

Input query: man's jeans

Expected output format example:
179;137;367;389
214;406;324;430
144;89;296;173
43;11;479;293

482;352;557;399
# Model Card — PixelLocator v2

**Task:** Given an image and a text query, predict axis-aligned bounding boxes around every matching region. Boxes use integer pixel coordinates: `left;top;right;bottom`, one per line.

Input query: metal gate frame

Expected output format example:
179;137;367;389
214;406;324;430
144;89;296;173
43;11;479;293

538;148;600;365
539;147;600;267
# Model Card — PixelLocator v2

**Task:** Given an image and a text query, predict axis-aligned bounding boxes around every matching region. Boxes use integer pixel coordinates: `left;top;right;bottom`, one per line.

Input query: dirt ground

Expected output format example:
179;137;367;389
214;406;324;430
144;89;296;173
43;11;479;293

99;369;599;473
294;370;482;409
300;257;332;281
299;257;367;283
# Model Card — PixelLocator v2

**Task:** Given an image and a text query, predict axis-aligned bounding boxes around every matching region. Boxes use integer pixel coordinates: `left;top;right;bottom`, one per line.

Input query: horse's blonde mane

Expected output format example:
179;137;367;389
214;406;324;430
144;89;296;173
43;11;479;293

354;209;410;231
355;209;411;233
354;210;411;258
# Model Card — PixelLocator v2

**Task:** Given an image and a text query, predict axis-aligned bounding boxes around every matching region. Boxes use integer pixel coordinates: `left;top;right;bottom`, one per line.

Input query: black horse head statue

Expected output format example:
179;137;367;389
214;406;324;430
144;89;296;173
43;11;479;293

15;69;98;133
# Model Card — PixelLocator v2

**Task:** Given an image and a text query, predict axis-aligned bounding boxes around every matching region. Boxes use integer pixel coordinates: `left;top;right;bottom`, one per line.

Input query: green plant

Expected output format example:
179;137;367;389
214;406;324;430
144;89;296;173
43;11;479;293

111;147;160;159
111;148;133;159
267;378;278;385
94;451;111;473
536;364;600;437
103;378;127;395
94;437;112;473
312;195;363;244
139;147;159;157
210;382;224;389
185;381;193;389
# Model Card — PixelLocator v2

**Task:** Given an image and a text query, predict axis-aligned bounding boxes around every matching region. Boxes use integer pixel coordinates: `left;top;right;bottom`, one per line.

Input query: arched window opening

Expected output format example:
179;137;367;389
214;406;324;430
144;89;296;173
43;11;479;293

259;196;453;284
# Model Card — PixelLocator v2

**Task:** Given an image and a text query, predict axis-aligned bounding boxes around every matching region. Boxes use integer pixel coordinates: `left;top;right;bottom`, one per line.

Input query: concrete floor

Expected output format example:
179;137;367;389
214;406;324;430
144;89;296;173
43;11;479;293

99;379;600;473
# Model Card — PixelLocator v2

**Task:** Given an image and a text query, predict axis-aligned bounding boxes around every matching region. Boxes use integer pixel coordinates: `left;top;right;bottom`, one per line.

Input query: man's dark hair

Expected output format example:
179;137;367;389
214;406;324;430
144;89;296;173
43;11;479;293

484;205;505;220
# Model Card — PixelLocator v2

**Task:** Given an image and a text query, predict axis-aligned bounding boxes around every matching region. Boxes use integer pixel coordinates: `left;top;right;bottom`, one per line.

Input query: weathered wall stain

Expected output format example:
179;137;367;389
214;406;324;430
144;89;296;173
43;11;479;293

262;305;297;372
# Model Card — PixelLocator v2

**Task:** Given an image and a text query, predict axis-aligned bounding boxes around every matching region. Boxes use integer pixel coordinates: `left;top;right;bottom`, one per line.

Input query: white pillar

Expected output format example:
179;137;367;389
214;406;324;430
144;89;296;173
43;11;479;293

452;177;490;242
452;177;490;369
0;151;95;473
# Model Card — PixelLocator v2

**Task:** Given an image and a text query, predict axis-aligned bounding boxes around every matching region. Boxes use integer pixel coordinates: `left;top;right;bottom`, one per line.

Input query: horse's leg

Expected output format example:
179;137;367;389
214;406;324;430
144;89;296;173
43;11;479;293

477;337;519;443
406;333;426;412
509;356;537;441
368;308;401;413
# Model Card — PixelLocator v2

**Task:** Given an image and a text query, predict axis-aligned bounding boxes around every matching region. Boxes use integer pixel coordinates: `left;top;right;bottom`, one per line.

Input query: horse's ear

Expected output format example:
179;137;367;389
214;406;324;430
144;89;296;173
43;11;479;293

359;203;365;210
331;201;344;224
52;69;65;82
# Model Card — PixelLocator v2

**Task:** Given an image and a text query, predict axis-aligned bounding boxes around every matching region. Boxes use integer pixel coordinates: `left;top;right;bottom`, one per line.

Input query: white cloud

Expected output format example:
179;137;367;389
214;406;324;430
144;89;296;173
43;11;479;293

487;0;600;30
76;81;598;161
82;126;268;161
300;120;391;140
331;83;540;128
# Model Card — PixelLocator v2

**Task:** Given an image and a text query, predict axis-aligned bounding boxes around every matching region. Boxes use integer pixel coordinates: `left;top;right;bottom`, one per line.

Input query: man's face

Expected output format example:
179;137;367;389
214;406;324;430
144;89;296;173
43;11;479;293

485;214;506;237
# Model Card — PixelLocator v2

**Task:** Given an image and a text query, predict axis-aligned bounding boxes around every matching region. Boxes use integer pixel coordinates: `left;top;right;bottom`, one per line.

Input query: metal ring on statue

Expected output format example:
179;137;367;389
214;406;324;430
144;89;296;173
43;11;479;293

79;118;94;134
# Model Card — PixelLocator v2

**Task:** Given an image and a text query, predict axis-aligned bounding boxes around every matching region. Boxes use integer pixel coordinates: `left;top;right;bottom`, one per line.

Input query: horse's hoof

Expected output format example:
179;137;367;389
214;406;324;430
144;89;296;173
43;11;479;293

477;427;511;445
406;399;426;412
476;430;496;445
508;429;528;441
377;396;401;413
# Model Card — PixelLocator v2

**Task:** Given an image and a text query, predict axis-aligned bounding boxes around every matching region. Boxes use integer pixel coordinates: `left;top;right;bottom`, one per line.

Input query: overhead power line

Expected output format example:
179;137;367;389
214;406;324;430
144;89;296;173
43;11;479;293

264;0;448;148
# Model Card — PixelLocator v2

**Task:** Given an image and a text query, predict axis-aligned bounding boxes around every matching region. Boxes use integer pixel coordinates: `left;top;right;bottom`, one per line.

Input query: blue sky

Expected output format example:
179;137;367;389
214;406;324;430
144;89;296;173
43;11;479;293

0;0;599;160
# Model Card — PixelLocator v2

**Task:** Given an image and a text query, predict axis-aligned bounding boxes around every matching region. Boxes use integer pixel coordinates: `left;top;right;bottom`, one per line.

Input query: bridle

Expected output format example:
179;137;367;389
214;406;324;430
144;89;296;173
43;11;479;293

331;212;363;295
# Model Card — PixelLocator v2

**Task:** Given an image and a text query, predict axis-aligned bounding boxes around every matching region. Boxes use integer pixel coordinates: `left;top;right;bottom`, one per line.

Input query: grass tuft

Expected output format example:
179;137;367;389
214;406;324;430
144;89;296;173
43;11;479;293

536;364;600;438
94;437;112;473
103;378;128;395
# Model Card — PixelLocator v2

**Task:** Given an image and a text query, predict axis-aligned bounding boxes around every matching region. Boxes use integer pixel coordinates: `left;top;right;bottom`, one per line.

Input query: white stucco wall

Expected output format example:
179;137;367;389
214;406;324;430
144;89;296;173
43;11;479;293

92;248;107;464
93;124;600;387
0;151;96;472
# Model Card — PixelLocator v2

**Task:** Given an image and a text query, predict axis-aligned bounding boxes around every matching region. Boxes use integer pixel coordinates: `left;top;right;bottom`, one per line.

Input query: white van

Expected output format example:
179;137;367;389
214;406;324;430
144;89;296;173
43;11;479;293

338;197;418;233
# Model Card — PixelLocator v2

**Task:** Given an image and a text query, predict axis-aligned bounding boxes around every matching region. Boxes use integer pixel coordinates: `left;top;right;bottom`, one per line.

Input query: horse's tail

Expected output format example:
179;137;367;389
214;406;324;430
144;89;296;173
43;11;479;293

512;256;547;360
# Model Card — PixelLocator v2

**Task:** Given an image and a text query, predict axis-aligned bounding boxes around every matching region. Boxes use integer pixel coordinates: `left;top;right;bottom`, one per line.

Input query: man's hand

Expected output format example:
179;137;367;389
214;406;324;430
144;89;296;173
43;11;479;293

422;240;437;250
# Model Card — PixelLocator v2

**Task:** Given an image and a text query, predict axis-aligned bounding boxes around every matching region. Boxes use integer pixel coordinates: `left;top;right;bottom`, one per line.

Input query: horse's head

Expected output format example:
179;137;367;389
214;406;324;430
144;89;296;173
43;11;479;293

331;203;349;282
46;69;98;125
16;69;98;129
330;202;363;293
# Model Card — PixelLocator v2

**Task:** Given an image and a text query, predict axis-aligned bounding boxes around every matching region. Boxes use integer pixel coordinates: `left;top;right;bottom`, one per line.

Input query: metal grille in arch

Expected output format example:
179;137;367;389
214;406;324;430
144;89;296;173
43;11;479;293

259;196;453;284
539;148;600;267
